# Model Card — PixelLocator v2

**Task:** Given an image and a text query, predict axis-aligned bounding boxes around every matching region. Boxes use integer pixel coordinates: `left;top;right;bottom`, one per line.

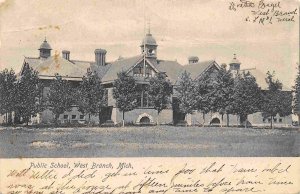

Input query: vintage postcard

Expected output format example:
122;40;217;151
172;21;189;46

0;0;299;193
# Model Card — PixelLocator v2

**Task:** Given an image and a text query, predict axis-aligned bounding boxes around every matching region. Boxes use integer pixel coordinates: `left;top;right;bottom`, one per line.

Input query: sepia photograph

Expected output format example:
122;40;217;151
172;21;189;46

1;1;300;194
0;0;299;159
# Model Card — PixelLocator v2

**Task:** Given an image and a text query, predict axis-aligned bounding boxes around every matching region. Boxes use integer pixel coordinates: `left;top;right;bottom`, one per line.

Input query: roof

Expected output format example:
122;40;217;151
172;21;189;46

101;55;144;82
243;69;290;91
71;60;93;71
156;60;184;84
24;56;87;80
90;63;111;79
141;33;157;46
23;56;113;81
183;60;219;80
39;40;52;50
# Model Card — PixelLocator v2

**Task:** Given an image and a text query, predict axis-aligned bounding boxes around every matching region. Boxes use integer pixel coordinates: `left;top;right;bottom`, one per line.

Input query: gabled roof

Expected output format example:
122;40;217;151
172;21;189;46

101;55;144;82
156;60;184;84
183;60;219;80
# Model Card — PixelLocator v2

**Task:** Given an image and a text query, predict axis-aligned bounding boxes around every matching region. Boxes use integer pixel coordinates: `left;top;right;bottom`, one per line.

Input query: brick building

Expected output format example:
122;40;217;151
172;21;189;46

15;33;292;127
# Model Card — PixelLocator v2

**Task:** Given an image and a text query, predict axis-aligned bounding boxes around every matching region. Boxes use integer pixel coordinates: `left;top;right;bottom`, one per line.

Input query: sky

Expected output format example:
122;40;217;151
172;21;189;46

0;0;299;87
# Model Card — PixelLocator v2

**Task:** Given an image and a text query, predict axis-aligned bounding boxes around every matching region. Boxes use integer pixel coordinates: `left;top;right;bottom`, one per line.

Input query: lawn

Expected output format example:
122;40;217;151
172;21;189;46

0;126;299;158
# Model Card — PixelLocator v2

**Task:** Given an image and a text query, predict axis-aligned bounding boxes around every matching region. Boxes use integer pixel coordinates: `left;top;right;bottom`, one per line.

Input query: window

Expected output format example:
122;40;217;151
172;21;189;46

72;115;76;120
274;118;277;123
268;118;271;123
133;63;153;77
138;90;149;107
136;85;152;108
145;64;152;77
279;118;283;123
147;49;156;56
263;118;266;123
80;115;84;120
63;115;68;119
137;92;142;107
133;64;143;76
142;90;150;107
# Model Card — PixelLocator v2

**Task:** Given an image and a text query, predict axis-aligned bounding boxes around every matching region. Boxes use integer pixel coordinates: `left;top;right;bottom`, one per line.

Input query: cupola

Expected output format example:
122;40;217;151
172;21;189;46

140;29;158;59
39;38;52;59
229;54;241;71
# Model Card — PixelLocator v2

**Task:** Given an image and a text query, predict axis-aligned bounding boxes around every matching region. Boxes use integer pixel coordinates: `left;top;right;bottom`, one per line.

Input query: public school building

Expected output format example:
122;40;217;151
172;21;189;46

11;33;292;127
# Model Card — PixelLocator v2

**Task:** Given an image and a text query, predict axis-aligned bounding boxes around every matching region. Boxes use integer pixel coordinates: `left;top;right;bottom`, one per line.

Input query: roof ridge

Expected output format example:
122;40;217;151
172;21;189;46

71;59;95;63
114;54;143;61
158;59;178;62
184;59;215;66
24;56;40;59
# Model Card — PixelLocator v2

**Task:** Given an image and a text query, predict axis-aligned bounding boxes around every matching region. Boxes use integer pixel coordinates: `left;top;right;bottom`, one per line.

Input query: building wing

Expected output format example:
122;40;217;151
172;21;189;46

23;56;89;80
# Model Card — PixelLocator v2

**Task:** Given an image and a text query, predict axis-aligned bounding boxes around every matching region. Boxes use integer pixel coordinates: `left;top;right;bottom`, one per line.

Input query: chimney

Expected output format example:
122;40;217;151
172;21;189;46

95;49;107;66
188;56;199;64
62;50;70;60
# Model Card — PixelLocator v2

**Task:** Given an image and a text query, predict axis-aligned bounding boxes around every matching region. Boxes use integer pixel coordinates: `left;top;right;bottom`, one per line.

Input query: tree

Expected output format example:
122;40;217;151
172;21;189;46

47;74;74;124
294;64;300;124
210;65;235;127
262;71;292;129
194;65;234;127
113;72;139;127
148;73;173;125
176;71;197;125
0;69;16;124
194;73;212;126
75;71;107;125
14;65;43;125
232;71;262;128
278;91;293;118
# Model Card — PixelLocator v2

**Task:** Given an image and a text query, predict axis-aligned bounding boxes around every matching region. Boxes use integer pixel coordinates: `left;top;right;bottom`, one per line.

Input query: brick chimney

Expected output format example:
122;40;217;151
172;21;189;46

95;49;107;66
62;50;70;60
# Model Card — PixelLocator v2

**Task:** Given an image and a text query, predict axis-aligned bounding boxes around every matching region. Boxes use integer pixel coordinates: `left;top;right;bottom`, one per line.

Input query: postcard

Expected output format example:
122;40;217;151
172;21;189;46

0;0;299;193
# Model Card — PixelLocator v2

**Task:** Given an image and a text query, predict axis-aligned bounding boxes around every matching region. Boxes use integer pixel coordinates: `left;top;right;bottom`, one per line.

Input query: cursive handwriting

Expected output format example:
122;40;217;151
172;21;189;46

229;0;297;25
2;160;298;194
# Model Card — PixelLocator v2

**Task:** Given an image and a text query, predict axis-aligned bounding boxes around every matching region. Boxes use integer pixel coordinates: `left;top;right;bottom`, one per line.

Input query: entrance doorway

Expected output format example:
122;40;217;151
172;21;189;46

139;116;150;124
210;118;220;126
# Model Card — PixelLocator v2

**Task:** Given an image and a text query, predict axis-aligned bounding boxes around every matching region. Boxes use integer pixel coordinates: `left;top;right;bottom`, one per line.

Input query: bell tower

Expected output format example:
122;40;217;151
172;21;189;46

140;26;158;59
